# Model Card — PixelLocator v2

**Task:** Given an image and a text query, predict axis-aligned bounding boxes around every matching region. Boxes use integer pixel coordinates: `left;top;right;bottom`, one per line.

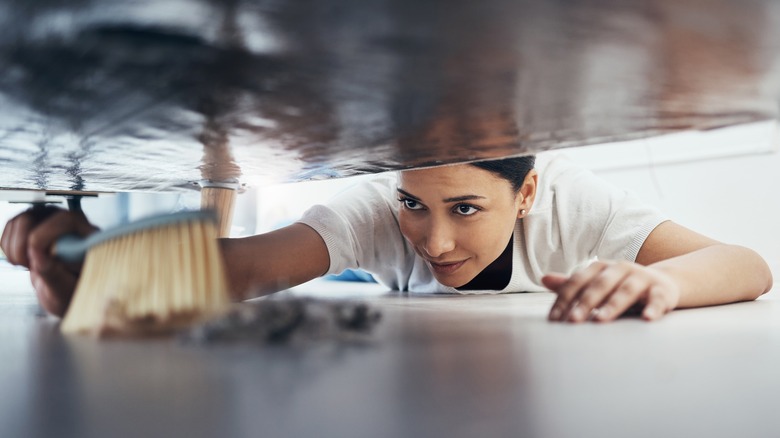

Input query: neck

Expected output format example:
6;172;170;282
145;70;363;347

456;234;513;291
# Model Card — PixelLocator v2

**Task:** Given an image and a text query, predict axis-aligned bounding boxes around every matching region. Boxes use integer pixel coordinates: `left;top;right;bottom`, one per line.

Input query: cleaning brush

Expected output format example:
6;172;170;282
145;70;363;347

57;210;231;337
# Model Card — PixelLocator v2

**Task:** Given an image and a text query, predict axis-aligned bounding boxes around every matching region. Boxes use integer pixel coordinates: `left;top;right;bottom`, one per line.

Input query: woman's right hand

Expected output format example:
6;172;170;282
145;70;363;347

1;206;98;317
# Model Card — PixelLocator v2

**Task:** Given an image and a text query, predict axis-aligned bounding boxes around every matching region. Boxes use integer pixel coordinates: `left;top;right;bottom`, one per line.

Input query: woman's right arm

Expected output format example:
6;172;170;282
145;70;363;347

2;207;330;316
219;223;331;300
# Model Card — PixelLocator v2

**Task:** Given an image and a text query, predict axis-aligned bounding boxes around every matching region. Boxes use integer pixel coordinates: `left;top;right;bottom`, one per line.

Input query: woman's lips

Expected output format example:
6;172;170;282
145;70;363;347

428;259;467;275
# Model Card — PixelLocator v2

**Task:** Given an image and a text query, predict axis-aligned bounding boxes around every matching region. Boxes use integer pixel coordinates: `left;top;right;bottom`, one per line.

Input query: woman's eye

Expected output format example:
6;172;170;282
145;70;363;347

400;198;423;210
454;204;479;216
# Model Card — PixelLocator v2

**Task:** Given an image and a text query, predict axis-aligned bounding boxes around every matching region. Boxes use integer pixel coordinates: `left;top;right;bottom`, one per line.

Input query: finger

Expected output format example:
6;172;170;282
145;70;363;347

593;275;648;322
29;210;93;318
566;263;632;323
27;210;96;272
1;214;10;254
2;213;35;266
3;211;41;267
1;215;19;264
31;268;77;318
1;206;63;267
548;262;609;322
543;273;570;321
542;273;568;290
641;285;672;321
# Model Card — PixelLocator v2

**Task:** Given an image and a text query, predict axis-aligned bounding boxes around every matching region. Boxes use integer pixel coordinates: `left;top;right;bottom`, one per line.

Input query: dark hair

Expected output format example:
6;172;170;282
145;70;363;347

469;155;536;192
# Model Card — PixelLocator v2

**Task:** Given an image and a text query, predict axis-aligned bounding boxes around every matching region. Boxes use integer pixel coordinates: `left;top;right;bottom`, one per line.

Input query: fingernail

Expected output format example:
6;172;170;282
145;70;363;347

549;307;561;320
569;305;585;322
596;307;610;320
644;307;656;319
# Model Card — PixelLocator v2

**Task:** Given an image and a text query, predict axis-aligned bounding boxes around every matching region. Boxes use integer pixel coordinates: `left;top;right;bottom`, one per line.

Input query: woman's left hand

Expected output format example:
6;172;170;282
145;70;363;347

542;260;681;323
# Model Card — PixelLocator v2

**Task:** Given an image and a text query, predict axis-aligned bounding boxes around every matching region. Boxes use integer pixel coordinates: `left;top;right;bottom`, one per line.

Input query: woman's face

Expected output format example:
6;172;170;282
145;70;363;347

397;164;533;287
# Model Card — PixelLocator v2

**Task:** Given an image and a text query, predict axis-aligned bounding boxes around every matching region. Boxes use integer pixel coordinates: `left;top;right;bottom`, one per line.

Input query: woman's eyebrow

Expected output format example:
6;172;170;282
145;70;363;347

396;188;420;201
442;194;486;203
397;188;485;203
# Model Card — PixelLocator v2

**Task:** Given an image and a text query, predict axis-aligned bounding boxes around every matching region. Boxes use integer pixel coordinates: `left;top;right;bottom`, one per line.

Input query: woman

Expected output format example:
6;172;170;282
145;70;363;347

1;154;773;323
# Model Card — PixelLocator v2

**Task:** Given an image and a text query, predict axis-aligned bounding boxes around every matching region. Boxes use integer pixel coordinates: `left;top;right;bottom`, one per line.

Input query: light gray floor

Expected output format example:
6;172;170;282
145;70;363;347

1;267;779;438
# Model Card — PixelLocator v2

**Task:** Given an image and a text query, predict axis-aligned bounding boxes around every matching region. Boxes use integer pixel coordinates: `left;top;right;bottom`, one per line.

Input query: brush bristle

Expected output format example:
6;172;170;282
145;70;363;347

60;218;230;336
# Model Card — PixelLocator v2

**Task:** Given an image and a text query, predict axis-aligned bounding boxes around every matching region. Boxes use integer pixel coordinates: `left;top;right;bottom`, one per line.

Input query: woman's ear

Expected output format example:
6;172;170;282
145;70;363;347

516;169;538;218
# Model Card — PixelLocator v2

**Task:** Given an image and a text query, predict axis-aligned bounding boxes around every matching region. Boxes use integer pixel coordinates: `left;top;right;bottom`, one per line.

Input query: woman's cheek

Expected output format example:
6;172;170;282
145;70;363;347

398;213;417;243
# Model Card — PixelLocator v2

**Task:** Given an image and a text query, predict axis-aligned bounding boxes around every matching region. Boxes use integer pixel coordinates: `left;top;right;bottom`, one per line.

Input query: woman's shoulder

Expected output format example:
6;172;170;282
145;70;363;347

534;152;590;181
326;172;399;206
532;152;603;204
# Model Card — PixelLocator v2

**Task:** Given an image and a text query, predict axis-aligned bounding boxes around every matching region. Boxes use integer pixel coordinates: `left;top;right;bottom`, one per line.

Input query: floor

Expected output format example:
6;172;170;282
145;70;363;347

1;266;779;438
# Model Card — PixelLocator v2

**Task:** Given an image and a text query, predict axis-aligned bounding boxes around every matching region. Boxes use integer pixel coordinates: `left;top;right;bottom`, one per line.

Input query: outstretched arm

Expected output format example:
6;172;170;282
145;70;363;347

543;221;773;323
634;221;772;307
219;223;330;300
2;207;330;317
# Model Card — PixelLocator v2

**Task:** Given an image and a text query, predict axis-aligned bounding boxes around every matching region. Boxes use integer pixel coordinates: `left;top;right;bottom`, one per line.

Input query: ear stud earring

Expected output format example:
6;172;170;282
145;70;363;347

520;209;526;215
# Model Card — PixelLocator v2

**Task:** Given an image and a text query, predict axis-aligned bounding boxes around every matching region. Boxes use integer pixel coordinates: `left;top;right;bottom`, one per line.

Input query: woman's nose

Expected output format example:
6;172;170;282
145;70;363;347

422;220;456;258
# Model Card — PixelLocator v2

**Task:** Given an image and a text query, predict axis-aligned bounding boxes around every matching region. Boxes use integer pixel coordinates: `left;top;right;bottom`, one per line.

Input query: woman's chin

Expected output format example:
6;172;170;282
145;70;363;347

433;273;474;288
428;259;476;287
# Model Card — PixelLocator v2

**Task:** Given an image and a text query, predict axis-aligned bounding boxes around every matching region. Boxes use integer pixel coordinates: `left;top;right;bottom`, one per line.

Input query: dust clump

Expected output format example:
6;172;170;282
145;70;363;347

180;298;381;345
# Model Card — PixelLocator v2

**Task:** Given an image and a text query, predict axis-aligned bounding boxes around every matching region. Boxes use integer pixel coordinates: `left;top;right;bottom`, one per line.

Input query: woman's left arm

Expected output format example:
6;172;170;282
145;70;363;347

544;221;773;323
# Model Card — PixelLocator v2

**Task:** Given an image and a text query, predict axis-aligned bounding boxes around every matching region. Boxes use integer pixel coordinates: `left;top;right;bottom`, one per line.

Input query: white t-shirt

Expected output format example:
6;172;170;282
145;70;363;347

298;154;668;294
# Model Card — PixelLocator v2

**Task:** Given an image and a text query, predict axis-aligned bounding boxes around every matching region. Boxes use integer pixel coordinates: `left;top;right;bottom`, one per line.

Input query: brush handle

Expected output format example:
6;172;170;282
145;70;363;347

53;210;216;263
54;235;91;262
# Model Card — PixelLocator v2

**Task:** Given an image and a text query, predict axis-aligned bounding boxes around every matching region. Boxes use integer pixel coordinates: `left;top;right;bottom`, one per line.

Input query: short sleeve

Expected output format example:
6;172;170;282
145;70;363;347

526;154;669;275
296;174;416;286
